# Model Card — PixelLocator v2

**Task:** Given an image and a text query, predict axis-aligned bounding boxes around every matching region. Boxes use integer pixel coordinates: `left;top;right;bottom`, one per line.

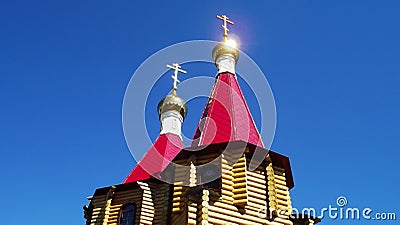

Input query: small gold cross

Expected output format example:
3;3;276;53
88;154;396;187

216;14;234;41
166;63;187;91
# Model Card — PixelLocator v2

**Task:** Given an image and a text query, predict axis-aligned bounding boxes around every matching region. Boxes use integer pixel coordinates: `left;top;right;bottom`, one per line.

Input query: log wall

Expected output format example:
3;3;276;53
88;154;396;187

86;149;302;225
87;180;171;225
170;158;190;224
267;162;292;218
187;149;294;225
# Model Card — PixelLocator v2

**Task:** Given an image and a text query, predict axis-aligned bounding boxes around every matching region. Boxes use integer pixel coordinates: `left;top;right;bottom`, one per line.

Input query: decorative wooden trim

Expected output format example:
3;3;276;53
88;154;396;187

189;162;197;187
197;189;210;225
101;186;116;225
267;162;292;218
232;154;248;207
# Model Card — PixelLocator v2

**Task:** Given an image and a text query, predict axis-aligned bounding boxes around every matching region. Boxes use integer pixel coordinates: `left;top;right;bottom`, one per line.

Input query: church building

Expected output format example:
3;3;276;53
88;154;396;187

83;15;321;225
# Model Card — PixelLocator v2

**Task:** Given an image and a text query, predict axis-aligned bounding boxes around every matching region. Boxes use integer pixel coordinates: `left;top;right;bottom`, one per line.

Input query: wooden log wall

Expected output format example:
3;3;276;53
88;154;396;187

107;184;143;225
221;153;234;203
201;190;294;225
88;194;107;224
266;162;292;219
232;154;248;207
197;189;210;225
86;150;298;225
171;152;221;224
87;180;171;225
244;153;267;212
88;186;115;225
88;186;142;225
188;200;198;225
192;149;294;225
137;181;170;224
170;158;191;224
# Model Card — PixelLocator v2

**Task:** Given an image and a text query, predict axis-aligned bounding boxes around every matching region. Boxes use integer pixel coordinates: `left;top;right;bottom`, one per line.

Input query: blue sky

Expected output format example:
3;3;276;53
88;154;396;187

1;1;399;224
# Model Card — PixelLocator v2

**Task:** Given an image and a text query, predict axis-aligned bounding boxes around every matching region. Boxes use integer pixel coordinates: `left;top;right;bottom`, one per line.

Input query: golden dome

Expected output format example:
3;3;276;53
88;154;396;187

212;41;239;63
157;91;188;119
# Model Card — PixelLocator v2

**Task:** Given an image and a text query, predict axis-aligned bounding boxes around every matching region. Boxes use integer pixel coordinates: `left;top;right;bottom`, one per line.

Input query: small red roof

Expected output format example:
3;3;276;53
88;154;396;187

123;133;183;183
191;72;264;148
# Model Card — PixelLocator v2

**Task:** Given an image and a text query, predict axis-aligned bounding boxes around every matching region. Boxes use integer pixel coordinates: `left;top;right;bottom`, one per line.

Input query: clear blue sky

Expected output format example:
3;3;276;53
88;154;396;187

1;1;399;224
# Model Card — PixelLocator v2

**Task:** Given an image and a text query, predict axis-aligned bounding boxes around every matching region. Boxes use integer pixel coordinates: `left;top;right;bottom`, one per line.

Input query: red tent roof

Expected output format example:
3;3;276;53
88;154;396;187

191;72;264;148
123;133;183;183
124;72;265;183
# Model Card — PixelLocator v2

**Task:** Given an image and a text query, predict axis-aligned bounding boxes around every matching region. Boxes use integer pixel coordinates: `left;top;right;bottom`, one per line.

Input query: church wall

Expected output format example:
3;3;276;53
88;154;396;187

86;180;171;225
174;148;295;225
267;162;292;218
86;150;299;225
137;181;171;225
171;157;190;224
202;165;294;225
105;186;143;225
87;193;108;225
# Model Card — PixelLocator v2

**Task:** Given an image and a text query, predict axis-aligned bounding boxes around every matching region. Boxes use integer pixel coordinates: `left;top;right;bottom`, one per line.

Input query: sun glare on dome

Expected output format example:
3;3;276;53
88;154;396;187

225;39;237;48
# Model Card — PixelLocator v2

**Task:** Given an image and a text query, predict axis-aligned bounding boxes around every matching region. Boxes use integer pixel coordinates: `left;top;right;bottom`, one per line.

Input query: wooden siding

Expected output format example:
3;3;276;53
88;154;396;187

232;154;248;207
85;149;307;225
87;180;170;225
267;162;292;218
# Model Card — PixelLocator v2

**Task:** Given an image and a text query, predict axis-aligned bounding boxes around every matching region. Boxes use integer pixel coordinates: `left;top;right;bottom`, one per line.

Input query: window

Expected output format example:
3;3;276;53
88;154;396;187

198;164;221;190
119;204;136;225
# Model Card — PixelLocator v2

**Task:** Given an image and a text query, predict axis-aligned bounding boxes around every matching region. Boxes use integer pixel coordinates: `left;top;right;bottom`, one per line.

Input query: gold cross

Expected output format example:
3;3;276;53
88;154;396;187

217;14;234;41
166;63;187;91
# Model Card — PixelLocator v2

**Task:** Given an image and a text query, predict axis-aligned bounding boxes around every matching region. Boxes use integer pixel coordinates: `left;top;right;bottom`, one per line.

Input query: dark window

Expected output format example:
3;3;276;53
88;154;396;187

198;164;221;190
119;204;136;225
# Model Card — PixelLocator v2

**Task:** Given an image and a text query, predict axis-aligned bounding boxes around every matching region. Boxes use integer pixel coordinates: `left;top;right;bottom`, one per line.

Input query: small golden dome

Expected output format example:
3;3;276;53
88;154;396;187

212;41;239;63
157;91;188;119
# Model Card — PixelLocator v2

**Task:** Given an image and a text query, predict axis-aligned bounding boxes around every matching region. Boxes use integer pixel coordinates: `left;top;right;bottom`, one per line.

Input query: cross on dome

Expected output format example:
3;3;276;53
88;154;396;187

166;63;187;91
216;14;234;41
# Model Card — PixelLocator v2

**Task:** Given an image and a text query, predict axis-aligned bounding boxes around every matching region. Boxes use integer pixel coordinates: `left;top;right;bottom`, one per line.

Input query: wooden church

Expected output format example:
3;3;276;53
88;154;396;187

83;15;321;225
